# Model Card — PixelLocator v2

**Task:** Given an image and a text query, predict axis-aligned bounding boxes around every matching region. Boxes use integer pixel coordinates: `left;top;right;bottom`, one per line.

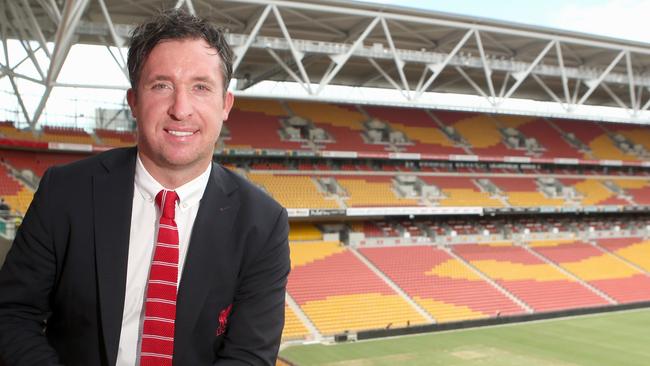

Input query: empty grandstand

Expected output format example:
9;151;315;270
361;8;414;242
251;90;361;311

2;1;650;364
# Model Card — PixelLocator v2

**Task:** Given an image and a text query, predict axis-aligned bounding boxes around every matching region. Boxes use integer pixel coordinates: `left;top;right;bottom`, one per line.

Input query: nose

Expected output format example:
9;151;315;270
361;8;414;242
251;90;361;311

168;89;193;120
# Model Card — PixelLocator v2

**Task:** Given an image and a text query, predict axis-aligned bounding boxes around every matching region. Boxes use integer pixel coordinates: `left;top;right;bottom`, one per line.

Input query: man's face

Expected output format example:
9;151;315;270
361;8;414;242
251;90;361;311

127;38;234;177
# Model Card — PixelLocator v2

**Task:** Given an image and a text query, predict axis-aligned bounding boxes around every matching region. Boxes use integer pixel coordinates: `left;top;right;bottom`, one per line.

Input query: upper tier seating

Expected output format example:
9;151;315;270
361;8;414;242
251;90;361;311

553;119;637;161
288;101;388;152
363;106;466;155
95;129;136;147
336;175;420;207
496;116;582;159
559;178;629;206
0;121;39;141
433;112;518;157
41;126;95;145
611;179;650;205
246;173;340;209
490;177;566;207
419;176;503;207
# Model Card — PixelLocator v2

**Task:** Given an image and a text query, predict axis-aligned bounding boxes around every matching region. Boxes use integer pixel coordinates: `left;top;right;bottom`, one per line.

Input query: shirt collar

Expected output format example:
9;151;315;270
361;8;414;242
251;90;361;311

134;154;211;212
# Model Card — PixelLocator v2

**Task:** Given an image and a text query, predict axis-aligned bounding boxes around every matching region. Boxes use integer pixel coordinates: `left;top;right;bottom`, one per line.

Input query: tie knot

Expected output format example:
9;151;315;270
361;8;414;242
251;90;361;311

155;190;178;220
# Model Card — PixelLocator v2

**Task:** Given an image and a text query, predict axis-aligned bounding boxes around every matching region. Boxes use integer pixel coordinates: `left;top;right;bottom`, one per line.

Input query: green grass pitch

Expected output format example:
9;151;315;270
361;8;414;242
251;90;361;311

280;308;650;365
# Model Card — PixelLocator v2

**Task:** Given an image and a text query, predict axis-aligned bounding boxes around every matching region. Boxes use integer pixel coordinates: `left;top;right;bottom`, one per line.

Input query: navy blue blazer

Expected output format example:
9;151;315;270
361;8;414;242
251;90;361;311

0;147;290;365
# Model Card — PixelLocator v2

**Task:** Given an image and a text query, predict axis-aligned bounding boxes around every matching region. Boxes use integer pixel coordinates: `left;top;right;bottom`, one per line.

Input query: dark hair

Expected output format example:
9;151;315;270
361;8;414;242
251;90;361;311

127;8;233;94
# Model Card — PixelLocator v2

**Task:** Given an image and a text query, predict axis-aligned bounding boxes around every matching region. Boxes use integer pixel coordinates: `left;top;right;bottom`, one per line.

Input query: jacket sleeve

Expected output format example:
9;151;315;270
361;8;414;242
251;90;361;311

214;208;290;365
0;168;63;366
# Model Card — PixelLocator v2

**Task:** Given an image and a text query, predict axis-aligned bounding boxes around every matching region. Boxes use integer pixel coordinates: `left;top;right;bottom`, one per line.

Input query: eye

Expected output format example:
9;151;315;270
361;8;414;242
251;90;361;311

152;83;170;90
195;84;211;92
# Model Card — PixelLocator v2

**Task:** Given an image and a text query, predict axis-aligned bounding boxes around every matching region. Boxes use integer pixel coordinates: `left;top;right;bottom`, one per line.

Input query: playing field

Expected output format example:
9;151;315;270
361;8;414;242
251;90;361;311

280;308;650;366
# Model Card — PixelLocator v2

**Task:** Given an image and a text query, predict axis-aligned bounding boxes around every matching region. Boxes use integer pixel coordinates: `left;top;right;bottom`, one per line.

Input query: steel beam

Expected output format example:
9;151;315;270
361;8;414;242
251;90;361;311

316;16;380;94
577;50;625;106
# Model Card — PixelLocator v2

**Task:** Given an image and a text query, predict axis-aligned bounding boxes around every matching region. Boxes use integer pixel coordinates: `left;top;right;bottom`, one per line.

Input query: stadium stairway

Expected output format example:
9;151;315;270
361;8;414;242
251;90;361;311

350;248;435;323
523;244;617;305
594;238;650;273
284;293;321;341
443;246;534;314
528;240;650;304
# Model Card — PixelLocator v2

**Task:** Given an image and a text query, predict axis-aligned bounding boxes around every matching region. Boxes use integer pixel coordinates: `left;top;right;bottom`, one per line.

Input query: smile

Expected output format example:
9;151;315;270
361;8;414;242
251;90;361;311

165;129;196;137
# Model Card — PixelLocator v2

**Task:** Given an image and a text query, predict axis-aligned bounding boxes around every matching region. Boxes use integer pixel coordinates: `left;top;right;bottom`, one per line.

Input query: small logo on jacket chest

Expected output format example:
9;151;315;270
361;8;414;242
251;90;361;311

216;304;233;336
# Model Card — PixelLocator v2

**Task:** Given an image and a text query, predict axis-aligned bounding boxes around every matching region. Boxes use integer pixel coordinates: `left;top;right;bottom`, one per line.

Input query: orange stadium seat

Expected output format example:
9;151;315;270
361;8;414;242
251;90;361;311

360;246;526;322
530;240;650;304
288;242;427;334
452;243;609;312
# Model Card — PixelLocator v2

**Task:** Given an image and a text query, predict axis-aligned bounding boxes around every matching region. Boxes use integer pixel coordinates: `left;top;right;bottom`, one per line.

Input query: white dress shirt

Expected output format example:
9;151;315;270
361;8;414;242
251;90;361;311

116;155;211;366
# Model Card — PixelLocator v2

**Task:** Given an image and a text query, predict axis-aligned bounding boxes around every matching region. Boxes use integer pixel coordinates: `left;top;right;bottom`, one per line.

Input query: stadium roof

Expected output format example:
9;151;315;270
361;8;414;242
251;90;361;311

3;0;650;127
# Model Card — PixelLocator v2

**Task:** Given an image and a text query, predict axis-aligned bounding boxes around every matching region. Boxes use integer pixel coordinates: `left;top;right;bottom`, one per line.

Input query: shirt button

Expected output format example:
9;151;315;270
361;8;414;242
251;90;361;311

182;203;188;209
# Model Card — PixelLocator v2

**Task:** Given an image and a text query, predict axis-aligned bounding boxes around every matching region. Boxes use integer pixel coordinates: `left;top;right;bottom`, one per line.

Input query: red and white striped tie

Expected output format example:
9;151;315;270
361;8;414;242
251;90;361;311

140;190;179;366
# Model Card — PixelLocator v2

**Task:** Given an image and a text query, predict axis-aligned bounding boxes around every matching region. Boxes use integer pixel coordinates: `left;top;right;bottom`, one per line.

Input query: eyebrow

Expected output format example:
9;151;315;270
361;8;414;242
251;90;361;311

146;75;217;84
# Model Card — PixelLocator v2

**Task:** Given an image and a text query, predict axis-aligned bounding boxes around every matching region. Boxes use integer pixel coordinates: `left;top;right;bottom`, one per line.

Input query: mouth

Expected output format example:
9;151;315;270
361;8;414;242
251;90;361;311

165;128;197;137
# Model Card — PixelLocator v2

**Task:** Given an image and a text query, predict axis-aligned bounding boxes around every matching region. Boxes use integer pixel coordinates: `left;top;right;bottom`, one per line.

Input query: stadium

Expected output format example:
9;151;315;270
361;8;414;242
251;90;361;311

1;0;650;365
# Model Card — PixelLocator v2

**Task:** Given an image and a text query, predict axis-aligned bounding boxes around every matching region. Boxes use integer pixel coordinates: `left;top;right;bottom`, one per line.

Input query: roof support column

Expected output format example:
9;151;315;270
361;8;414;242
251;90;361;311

232;4;272;74
272;4;312;93
380;17;410;99
31;0;89;127
316;16;380;94
577;50;625;106
414;28;474;100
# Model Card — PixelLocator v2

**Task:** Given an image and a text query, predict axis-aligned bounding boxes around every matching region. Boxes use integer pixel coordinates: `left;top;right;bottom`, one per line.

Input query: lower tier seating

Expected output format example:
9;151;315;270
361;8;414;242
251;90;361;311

359;245;526;322
530;240;650;304
288;242;427;335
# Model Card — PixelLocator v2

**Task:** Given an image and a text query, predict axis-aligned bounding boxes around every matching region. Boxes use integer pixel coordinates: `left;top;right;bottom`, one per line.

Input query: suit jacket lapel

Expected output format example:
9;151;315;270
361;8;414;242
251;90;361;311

93;147;136;366
174;164;240;363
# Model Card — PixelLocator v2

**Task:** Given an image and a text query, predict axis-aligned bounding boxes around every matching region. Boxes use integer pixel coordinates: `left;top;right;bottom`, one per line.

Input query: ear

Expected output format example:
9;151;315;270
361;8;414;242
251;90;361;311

222;91;234;121
126;88;137;119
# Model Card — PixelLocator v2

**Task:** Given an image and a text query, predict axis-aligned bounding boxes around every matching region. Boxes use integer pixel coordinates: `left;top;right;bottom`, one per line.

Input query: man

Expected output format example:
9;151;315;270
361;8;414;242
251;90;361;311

0;198;10;218
0;9;290;366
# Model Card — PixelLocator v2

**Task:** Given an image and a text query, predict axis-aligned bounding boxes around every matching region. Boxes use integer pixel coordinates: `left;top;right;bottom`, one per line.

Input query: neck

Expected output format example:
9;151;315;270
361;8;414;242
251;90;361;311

139;156;210;190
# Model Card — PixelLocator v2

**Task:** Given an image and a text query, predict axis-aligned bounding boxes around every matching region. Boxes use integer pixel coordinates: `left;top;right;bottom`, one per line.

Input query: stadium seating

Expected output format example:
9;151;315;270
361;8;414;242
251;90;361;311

560;178;629;206
433;112;518;157
41;126;95;145
530;240;650;304
288;242;427;334
0;121;39;141
452;243;609;312
95;129;136;147
420;176;503;207
490;177;566;207
363;106;466;155
611;179;650;205
225;109;305;150
596;238;650;272
337;175;420;207
287;101;388;152
553;119;637;161
497;116;582;159
1;149;88;178
0;164;32;214
246;173;341;209
282;305;310;341
289;222;323;241
360;245;526;322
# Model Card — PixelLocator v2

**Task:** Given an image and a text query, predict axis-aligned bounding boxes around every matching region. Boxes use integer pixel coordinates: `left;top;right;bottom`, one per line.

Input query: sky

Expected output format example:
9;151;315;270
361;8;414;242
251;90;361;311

3;0;650;127
364;0;650;44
